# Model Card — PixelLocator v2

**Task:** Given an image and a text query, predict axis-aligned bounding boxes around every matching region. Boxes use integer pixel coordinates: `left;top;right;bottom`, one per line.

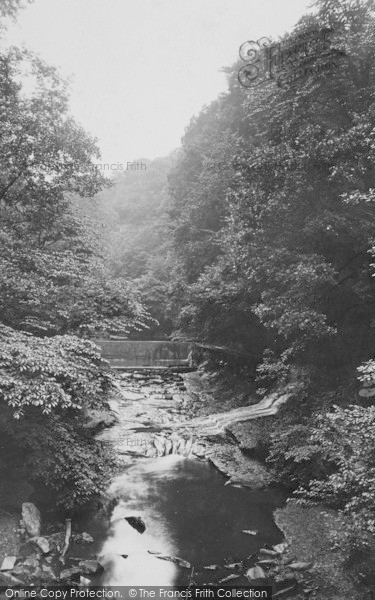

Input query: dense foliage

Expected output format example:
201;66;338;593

96;156;177;338
0;13;150;510
101;0;375;552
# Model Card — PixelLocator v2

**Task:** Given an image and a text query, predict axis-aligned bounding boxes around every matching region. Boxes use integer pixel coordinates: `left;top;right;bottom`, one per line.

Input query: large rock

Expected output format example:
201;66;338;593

227;420;268;452
22;503;41;537
0;556;16;571
83;409;117;432
74;532;94;544
124;516;146;534
78;560;104;576
206;445;272;488
246;566;266;580
29;536;50;554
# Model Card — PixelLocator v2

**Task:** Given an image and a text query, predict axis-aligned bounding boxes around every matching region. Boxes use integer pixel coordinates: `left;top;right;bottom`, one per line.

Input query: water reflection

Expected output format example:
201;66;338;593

95;455;284;586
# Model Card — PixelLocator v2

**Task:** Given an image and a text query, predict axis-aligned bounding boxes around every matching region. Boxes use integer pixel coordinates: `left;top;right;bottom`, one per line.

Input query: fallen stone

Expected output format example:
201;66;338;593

75;532;94;544
224;562;242;570
0;556;16;571
80;576;91;586
259;548;279;557
22;503;41;537
78;560;104;576
207;446;272;489
219;574;240;583
60;567;81;581
203;565;219;571
156;555;191;568
175;558;191;569
22;556;40;570
273;543;288;554
246;566;266;580
242;530;257;535
83;411;117;431
30;536;50;554
124;516;146;534
289;561;314;571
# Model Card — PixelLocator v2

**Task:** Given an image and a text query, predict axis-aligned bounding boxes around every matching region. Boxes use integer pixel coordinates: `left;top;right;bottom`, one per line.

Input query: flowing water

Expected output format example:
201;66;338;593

74;371;286;586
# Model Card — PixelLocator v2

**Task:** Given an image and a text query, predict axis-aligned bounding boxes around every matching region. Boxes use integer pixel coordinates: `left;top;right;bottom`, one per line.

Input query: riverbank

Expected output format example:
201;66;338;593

275;501;363;600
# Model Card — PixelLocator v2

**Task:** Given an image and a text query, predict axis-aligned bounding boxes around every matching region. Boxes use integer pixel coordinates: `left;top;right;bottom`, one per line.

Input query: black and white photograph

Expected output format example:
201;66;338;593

0;0;374;598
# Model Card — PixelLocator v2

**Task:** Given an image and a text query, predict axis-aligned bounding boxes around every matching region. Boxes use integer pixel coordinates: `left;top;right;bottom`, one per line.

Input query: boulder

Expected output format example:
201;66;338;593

30;536;50;554
23;556;39;569
83;411;117;431
22;503;41;537
0;556;16;571
75;532;94;544
124;516;146;534
206;446;272;489
246;566;266;580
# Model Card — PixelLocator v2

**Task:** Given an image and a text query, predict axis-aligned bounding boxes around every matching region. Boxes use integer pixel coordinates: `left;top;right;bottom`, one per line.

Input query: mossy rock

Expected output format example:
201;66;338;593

274;501;364;600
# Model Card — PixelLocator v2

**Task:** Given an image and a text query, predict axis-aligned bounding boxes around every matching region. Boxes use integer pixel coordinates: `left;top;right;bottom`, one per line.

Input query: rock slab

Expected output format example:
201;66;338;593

22;503;41;537
0;556;16;571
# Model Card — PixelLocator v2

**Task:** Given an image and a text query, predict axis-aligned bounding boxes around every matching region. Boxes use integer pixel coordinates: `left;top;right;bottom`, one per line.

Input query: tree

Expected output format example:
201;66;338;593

166;0;375;377
0;43;150;510
0;0;32;22
96;156;177;338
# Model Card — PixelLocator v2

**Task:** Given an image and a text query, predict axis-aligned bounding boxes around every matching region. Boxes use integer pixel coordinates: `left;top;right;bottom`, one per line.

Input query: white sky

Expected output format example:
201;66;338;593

5;0;312;165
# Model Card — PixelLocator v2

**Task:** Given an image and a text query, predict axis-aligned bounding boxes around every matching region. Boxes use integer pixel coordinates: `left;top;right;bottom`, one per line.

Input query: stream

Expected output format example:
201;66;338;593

74;370;286;586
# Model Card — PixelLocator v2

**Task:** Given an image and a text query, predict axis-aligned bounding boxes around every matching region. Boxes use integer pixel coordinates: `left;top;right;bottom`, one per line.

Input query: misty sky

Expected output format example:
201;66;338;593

4;0;312;165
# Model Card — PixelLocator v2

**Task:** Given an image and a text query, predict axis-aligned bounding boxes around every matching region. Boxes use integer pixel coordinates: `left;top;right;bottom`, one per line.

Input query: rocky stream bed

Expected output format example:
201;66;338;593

0;369;359;598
